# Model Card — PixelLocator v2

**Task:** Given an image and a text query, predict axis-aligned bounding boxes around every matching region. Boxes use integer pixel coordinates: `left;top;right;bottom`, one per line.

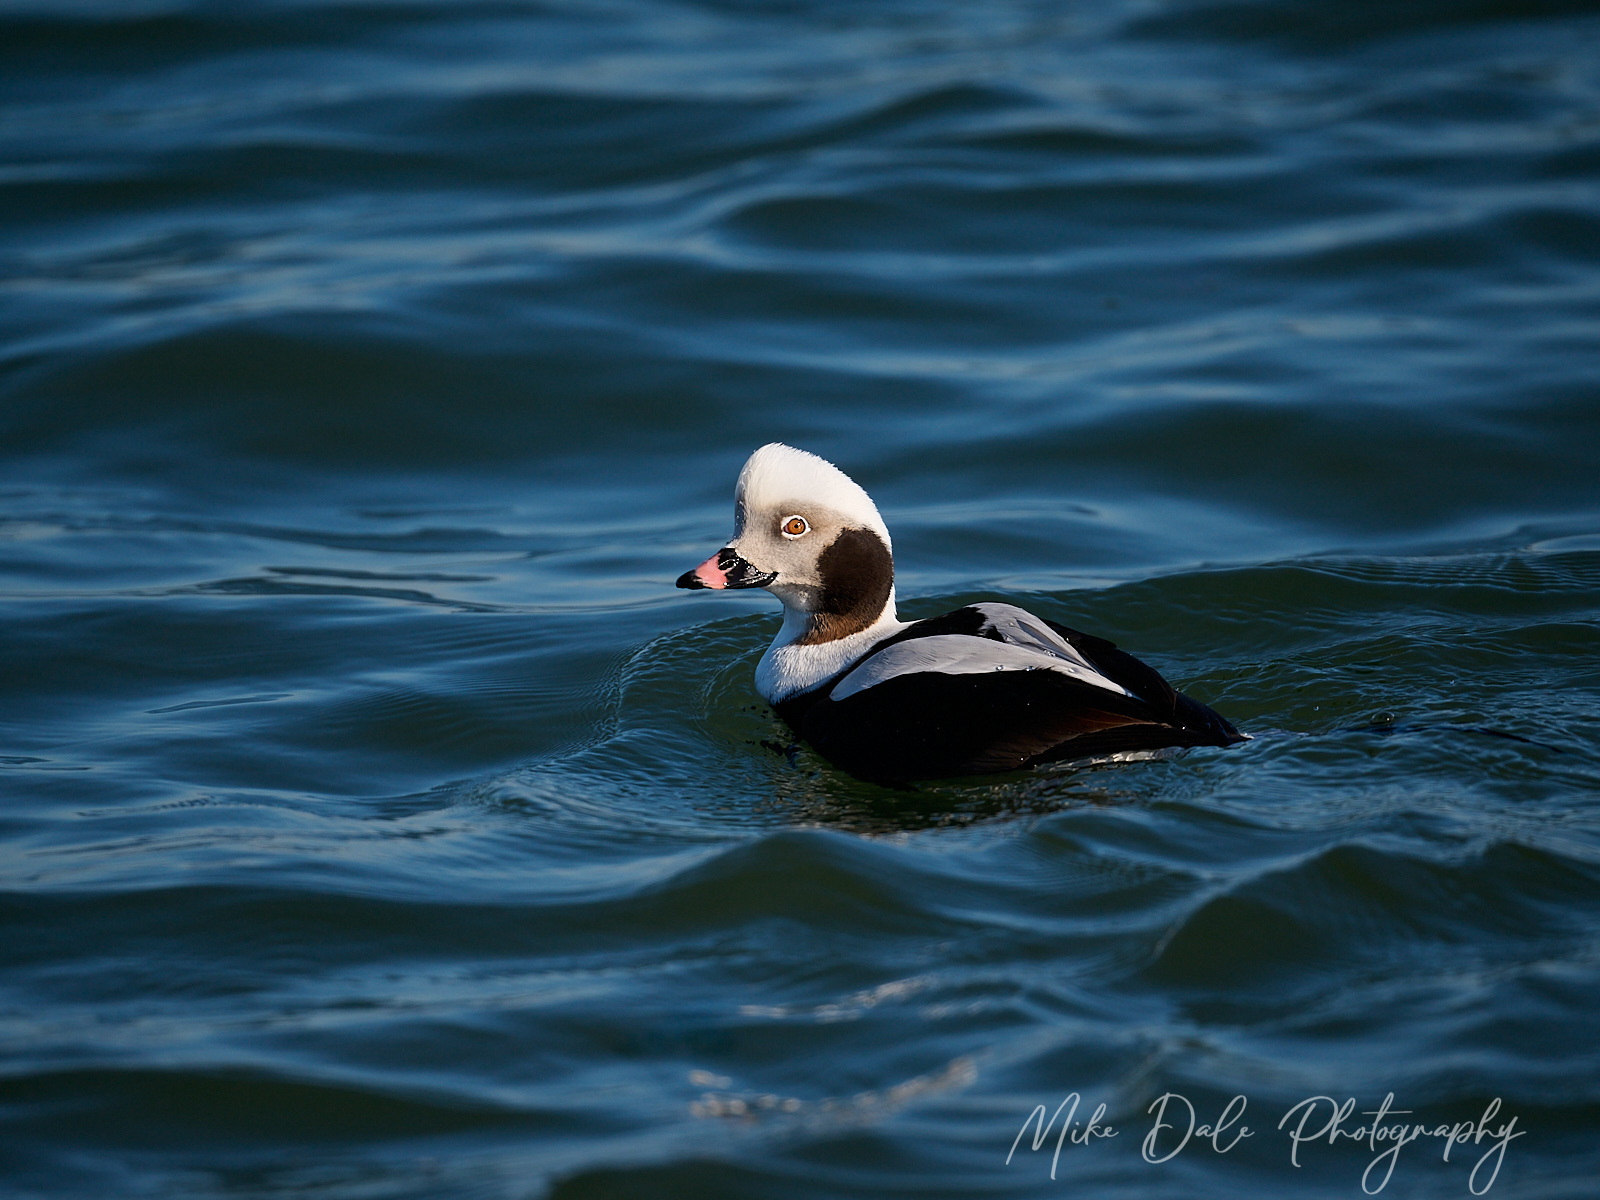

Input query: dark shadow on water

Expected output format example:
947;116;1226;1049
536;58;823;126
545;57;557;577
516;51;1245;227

751;735;1155;835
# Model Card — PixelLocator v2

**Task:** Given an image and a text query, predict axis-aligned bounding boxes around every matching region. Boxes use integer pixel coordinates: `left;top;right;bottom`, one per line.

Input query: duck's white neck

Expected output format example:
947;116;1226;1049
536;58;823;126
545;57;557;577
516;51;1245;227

754;590;908;704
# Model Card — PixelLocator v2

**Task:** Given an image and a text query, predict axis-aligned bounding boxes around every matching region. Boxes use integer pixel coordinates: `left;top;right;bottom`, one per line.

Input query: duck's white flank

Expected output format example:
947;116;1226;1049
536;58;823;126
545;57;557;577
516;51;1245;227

830;620;1132;703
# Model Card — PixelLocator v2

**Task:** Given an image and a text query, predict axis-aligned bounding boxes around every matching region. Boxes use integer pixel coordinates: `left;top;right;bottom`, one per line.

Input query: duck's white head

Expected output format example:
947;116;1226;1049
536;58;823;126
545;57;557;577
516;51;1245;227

677;444;903;698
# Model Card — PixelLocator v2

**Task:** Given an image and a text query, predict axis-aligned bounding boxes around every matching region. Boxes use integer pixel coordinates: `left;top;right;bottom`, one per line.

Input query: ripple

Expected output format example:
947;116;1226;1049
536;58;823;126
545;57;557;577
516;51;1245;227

1145;840;1600;997
5;1;1600;1196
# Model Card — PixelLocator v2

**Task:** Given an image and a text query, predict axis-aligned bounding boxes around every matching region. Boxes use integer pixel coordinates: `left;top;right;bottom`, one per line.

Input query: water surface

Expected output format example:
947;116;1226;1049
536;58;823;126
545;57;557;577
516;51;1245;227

3;2;1599;1197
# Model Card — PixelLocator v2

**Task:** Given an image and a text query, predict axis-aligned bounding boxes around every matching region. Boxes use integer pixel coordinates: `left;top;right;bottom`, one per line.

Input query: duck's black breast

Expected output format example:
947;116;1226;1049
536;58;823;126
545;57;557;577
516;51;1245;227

775;603;1243;784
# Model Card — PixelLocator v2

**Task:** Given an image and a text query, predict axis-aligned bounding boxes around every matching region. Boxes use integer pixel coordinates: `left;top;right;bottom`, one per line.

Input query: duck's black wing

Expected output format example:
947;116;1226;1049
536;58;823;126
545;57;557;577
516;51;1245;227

1036;617;1244;750
780;603;1243;784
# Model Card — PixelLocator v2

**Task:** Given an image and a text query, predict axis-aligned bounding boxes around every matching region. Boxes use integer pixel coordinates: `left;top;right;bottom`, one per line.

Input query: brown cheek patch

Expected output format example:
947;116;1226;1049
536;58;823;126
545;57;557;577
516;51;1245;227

797;527;893;645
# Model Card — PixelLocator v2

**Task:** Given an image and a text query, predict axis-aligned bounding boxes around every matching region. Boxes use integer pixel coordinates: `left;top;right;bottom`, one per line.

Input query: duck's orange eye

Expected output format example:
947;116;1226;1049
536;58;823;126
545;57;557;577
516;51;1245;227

781;515;809;538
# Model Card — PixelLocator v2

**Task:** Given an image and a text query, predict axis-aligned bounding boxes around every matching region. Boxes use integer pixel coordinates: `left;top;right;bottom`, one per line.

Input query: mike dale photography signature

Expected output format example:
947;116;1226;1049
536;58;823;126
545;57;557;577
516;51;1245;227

1006;1091;1525;1194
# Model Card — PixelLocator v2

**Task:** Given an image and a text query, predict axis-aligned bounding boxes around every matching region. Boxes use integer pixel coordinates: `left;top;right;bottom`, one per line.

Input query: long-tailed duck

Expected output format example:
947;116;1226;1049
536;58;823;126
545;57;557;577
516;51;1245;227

677;443;1245;782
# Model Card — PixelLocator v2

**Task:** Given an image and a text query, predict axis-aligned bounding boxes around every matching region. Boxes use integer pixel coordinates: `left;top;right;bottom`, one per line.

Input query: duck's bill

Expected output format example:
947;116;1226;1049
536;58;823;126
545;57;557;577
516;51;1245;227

676;547;777;590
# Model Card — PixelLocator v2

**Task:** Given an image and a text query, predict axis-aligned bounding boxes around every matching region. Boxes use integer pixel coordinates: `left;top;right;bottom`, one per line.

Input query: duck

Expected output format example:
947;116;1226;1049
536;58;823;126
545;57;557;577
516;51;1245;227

677;443;1245;783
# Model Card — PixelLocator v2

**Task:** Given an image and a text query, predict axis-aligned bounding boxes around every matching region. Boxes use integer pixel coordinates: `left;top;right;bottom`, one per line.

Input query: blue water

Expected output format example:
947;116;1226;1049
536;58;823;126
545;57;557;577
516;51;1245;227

3;2;1599;1197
